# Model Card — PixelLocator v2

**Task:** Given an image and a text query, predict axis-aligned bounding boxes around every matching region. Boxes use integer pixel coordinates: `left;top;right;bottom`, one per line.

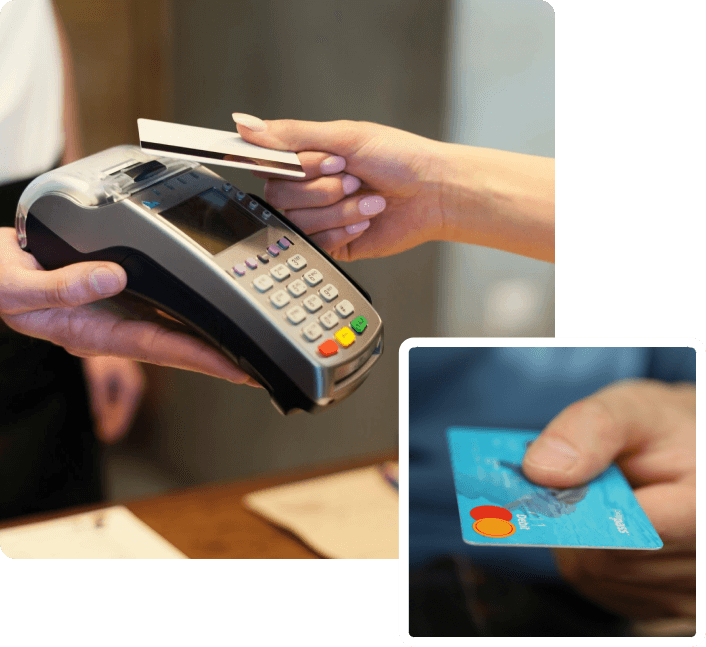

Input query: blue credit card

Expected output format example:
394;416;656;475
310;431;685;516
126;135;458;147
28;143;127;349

446;427;663;549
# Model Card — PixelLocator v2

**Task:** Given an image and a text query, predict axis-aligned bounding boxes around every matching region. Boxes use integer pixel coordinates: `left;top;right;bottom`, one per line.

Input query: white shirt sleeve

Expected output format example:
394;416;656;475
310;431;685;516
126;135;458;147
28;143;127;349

0;0;65;184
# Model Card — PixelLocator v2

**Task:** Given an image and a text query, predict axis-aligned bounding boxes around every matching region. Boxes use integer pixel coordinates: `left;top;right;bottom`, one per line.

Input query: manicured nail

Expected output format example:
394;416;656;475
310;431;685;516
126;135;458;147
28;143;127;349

231;113;267;132
341;174;361;195
358;195;386;216
320;155;346;174
90;268;122;295
345;220;371;235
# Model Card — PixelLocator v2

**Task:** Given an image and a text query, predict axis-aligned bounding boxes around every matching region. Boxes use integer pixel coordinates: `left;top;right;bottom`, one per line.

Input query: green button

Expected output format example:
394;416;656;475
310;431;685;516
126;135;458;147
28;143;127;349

350;316;367;334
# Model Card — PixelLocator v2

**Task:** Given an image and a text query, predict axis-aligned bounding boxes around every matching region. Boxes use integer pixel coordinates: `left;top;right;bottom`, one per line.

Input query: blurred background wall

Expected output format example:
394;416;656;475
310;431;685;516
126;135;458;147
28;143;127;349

54;0;554;499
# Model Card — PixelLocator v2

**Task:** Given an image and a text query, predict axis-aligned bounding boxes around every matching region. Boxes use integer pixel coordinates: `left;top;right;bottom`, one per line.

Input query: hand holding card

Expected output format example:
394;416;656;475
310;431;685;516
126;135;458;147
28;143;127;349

232;115;445;261
447;429;662;550
522;379;696;622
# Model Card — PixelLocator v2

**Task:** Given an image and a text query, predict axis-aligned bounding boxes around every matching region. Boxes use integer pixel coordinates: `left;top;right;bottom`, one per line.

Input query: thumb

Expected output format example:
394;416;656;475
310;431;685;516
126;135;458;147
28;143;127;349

232;113;369;158
11;262;127;313
522;393;631;489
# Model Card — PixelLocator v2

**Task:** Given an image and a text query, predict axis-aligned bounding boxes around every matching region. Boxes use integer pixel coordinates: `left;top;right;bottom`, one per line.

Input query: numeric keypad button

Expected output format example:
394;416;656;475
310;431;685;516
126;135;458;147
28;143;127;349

303;294;323;313
302;322;323;342
287;279;307;297
270;290;290;309
303;269;323;286
270;264;290;281
286;306;306;325
319;284;338;302
319;310;338;330
253;275;274;292
287;254;307;271
335;300;354;317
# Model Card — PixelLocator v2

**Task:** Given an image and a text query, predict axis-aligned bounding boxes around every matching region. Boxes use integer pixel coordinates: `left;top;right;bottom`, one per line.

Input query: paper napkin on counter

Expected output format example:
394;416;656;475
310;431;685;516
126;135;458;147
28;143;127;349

0;505;187;559
243;464;398;559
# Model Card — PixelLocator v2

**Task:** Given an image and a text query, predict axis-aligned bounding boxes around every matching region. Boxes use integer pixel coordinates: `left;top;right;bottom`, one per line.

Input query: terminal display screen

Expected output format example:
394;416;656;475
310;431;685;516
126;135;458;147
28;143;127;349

160;188;264;254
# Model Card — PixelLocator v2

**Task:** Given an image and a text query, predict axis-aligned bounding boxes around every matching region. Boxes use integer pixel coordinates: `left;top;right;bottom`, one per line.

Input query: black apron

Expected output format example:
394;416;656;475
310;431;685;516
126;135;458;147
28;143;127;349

0;166;103;521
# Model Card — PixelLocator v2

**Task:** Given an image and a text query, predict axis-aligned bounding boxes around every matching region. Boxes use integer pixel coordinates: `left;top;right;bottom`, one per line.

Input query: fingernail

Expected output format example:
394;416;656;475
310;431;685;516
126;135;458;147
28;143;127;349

345;220;370;235
525;436;580;473
320;155;346;174
90;268;122;295
231;113;267;132
358;195;386;216
341;174;361;195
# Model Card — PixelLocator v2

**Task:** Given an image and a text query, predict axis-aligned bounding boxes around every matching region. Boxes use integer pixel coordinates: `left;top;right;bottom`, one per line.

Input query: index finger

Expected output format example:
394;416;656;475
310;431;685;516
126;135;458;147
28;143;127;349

250;151;343;182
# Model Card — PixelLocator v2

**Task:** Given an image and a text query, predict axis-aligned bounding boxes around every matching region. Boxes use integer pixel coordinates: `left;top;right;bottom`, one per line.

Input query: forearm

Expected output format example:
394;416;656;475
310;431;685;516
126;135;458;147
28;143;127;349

436;143;555;262
52;2;83;164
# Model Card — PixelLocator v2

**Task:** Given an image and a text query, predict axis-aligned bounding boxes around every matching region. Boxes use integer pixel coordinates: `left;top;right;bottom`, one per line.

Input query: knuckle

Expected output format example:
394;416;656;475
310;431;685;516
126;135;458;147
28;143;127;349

276;118;298;131
563;397;616;443
139;323;172;360
60;308;87;346
330;120;370;152
45;273;76;308
343;198;363;222
311;178;340;204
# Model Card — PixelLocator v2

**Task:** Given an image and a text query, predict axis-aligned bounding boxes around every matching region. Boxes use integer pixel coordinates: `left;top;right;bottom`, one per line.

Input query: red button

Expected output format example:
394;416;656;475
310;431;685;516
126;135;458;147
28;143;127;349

318;339;338;357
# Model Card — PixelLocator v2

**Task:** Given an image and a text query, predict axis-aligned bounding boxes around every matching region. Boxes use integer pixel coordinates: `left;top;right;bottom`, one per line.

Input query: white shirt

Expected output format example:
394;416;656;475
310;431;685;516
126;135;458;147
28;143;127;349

0;0;64;184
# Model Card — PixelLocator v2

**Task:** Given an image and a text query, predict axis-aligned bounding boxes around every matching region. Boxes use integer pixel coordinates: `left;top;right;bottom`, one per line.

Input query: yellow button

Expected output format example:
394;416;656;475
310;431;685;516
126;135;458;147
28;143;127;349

334;326;355;348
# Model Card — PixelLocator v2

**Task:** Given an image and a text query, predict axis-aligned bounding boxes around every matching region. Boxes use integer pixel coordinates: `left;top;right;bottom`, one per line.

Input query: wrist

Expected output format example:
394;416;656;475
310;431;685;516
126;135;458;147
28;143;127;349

437;143;555;262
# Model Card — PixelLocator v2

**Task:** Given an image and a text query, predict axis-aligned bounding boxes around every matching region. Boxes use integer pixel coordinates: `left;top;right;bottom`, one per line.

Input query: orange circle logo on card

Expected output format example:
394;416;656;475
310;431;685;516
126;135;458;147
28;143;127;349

470;505;516;537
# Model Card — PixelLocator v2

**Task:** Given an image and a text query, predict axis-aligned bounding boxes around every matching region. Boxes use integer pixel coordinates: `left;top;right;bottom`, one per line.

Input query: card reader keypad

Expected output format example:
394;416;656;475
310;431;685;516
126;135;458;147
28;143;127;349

231;238;368;356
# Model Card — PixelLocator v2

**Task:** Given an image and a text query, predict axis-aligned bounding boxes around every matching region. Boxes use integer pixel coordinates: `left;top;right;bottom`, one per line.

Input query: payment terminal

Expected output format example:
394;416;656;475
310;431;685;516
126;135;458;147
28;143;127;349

16;145;383;414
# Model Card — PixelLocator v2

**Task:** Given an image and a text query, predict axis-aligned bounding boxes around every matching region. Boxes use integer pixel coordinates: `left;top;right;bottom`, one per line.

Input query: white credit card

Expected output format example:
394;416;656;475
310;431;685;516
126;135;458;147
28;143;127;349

137;118;305;178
